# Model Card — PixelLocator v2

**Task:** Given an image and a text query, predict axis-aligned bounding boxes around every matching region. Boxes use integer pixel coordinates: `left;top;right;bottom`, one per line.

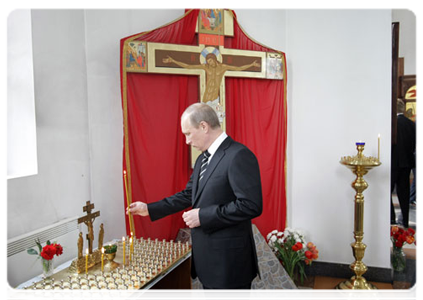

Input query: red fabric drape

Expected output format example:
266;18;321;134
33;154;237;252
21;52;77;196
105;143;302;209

225;13;287;237
120;9;287;240
125;73;198;239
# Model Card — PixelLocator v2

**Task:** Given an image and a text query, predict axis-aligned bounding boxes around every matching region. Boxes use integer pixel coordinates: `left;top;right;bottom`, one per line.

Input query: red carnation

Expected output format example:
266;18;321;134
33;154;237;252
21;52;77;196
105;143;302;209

395;240;403;248
305;250;313;259
292;242;303;252
54;244;63;256
40;251;53;260
40;245;57;260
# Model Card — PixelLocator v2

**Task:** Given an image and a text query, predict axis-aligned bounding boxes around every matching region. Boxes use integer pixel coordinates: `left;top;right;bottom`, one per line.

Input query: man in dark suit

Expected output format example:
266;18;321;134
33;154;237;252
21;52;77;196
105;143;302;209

391;99;416;228
128;103;263;289
410;106;420;206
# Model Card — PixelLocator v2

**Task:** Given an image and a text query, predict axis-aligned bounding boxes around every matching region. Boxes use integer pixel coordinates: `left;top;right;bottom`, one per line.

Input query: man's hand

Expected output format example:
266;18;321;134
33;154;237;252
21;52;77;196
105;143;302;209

127;201;149;217
182;209;200;228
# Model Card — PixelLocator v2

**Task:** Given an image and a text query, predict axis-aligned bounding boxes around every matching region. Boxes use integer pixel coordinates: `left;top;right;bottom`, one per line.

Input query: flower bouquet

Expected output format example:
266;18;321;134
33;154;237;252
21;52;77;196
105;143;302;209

390;225;415;272
267;228;318;284
27;239;63;277
104;244;117;254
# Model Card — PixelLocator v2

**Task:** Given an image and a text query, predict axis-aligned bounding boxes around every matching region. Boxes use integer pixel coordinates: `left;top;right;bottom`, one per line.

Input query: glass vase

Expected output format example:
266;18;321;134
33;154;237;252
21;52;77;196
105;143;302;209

391;246;406;272
41;258;54;278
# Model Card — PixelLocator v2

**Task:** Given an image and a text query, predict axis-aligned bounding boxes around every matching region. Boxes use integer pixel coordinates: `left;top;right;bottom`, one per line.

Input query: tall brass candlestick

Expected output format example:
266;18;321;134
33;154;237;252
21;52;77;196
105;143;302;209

336;142;381;290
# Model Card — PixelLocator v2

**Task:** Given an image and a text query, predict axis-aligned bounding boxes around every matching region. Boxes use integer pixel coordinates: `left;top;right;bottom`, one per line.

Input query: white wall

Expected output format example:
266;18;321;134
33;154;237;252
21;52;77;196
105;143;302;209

6;10;93;285
7;9;396;281
236;10;287;52
286;10;392;268
8;10;92;238
392;9;416;75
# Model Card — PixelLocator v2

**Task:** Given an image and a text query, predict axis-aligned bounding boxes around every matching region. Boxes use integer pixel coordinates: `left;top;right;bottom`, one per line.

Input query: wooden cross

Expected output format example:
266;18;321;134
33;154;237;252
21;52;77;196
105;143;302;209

78;201;100;254
123;9;284;164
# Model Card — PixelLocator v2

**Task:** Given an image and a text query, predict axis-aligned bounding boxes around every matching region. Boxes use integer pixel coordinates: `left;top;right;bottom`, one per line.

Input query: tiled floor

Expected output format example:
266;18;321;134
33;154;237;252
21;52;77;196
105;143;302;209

298;193;416;290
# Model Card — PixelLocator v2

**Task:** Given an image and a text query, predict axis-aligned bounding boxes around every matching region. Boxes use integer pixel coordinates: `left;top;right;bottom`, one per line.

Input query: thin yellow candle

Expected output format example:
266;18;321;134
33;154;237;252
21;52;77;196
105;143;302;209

122;237;126;266
101;247;104;272
123;171;129;205
378;134;381;161
85;248;89;274
129;237;133;263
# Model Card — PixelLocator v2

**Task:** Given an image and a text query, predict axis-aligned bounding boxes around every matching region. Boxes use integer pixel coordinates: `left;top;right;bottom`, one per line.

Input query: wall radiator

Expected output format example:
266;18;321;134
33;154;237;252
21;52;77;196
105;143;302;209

7;216;80;288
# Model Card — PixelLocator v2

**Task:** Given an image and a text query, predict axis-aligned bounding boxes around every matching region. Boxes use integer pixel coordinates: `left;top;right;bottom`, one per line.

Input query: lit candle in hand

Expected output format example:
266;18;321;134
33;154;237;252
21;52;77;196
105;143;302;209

122;237;126;266
85;248;89;274
101;247;104;272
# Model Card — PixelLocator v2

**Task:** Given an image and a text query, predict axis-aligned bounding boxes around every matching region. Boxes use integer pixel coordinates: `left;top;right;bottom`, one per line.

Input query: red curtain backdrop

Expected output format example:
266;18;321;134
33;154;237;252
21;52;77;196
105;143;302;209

120;9;287;240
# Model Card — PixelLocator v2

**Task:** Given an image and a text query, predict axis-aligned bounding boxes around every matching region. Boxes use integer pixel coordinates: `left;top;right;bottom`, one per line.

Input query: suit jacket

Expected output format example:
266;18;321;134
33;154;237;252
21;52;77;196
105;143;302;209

392;114;416;170
148;136;263;288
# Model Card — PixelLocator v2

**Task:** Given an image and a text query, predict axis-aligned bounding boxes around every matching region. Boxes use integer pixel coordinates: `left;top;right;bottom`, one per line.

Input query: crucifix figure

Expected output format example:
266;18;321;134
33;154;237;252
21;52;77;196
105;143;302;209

162;52;260;124
78;201;100;254
163;54;260;103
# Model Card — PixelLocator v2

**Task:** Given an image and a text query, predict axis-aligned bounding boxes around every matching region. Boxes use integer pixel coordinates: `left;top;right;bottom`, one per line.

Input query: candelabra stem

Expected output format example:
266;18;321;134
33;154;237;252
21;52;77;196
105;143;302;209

336;143;381;289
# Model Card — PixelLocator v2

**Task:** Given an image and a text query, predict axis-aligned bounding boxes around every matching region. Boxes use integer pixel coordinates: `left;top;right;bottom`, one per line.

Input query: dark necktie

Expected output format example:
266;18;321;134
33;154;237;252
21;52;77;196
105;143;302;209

199;150;211;182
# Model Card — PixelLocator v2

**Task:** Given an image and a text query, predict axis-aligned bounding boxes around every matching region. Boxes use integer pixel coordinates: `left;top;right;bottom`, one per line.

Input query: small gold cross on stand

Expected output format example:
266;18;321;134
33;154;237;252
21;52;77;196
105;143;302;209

78;201;100;254
70;201;103;274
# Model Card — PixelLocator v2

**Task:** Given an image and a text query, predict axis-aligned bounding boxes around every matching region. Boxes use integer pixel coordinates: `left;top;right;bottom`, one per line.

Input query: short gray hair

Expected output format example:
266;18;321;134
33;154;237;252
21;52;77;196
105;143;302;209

182;103;220;129
397;98;405;113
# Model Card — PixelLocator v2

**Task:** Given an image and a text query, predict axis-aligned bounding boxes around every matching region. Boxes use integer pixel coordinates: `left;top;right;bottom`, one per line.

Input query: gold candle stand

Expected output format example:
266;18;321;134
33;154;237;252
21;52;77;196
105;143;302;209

336;142;381;289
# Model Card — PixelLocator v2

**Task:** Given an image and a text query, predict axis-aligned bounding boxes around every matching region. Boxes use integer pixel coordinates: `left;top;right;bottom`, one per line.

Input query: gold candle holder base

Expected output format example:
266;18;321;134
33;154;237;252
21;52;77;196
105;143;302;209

106;252;116;262
69;249;103;274
335;276;383;300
